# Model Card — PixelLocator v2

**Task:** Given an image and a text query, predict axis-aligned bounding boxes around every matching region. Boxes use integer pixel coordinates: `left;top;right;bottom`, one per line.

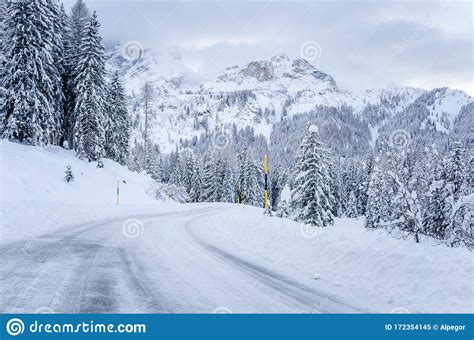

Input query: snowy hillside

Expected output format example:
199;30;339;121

0;140;186;245
190;205;474;313
106;44;472;153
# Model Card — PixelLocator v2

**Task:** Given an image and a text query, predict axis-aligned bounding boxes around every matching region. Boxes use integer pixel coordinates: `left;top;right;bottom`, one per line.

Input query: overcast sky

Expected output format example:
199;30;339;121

64;0;473;95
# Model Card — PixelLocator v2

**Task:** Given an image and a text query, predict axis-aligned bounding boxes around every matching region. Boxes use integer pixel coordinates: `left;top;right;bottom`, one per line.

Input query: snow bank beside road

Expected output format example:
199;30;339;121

190;204;473;313
0;140;182;245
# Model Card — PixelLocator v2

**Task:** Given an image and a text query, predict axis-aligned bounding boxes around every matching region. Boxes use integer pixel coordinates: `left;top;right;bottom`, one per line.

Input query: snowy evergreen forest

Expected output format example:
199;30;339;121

1;0;472;250
0;0;129;163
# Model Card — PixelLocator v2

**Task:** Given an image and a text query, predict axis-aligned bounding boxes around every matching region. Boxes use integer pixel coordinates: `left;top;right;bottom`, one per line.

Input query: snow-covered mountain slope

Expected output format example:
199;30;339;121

422;87;472;132
203;53;337;94
106;44;473;154
0;140;183;244
374;87;474;150
106;44;199;93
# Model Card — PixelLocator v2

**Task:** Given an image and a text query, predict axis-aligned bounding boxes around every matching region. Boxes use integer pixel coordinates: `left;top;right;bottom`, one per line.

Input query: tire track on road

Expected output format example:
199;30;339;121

185;214;365;313
0;207;219;313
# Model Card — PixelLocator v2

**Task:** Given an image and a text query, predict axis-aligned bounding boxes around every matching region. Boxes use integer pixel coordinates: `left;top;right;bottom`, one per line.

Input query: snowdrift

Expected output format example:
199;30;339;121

0;140;181;244
191;205;474;313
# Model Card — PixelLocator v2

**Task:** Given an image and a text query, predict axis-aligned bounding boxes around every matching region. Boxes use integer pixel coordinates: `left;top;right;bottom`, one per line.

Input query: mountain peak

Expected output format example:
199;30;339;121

271;53;290;63
203;53;338;93
240;60;274;81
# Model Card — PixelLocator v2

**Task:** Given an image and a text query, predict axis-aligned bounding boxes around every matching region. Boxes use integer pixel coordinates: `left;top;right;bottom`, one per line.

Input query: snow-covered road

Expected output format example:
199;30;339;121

0;206;361;314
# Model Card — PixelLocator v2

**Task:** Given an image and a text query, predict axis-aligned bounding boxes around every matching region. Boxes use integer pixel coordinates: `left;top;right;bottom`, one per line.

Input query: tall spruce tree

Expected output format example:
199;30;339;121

72;11;106;161
365;164;388;228
346;191;358;218
189;158;202;202
423;174;452;239
237;145;249;203
384;146;423;243
0;0;5;121
2;0;61;145
105;72;130;165
45;0;65;144
182;153;195;195
64;0;89;146
218;158;235;203
291;124;334;227
446;141;466;202
245;158;262;207
200;147;219;202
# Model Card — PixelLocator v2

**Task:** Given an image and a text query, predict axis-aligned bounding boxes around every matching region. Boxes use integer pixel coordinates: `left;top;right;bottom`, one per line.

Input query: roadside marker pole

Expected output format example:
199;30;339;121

264;155;269;209
116;180;120;205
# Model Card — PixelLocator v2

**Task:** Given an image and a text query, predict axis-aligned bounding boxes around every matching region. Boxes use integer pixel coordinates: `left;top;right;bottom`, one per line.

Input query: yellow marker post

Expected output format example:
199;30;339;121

264;155;269;209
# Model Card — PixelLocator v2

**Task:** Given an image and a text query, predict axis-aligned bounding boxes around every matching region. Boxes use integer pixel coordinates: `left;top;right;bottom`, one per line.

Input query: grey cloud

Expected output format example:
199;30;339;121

64;0;473;94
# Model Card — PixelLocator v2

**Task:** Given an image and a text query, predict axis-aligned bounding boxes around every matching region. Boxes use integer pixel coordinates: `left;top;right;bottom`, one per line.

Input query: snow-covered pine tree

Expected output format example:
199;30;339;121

290;124;334;227
329;157;345;217
58;3;70;146
235;144;263;206
200;147;219;202
213;155;225;202
154;152;164;182
63;0;89;146
45;0;65;144
276;200;291;218
269;166;287;209
246;158;262;207
66;0;89;65
365;164;388;229
189;158;202;202
182;153;195;195
237;144;249;204
358;153;374;215
443;142;471;248
446;141;466;202
150;158;161;181
346;191;358;218
169;151;184;186
2;0;60;145
141;82;154;172
219;159;235;203
445;199;473;248
64;164;74;182
423;164;452;239
72;11;106;161
129;153;142;173
166;150;179;184
383;145;423;243
0;0;7;124
105;71;130;165
142;143;160;180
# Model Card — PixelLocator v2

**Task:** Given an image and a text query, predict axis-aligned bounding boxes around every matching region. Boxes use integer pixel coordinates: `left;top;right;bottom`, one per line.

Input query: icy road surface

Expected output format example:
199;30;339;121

0;206;361;313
